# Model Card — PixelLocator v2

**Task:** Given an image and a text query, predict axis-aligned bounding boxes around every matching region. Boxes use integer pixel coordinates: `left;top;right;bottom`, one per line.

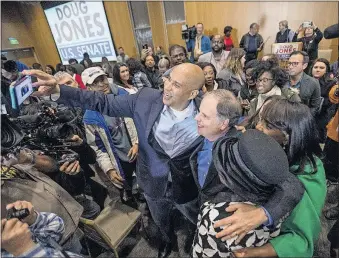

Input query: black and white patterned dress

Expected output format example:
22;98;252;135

192;202;281;258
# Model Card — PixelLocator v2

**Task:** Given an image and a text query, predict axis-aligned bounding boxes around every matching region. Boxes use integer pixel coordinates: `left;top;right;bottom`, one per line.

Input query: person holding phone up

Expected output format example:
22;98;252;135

293;21;323;74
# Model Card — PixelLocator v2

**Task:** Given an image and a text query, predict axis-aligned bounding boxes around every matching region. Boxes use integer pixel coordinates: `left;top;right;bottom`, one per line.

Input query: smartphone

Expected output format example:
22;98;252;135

9;75;34;109
143;44;148;50
302;21;313;28
57;153;79;165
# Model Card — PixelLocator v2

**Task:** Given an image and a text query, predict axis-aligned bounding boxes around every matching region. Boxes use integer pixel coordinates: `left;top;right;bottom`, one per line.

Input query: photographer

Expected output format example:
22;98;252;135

293;22;323;74
1;200;82;257
186;23;211;63
2;111;100;220
1;149;83;254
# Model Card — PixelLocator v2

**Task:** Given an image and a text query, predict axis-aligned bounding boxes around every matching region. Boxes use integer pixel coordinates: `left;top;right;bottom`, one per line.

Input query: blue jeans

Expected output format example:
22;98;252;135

74;195;101;220
144;182;199;243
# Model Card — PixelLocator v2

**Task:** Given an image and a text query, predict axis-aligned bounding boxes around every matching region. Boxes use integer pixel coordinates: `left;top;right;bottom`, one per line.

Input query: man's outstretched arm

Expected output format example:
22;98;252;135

22;69;138;118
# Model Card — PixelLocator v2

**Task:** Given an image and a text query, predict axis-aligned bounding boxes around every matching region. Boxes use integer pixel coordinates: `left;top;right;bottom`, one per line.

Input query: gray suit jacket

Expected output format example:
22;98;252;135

299;73;321;116
1;164;83;244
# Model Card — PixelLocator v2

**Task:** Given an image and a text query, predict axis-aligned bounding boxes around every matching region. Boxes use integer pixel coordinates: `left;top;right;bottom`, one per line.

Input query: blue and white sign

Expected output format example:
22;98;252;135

44;1;117;64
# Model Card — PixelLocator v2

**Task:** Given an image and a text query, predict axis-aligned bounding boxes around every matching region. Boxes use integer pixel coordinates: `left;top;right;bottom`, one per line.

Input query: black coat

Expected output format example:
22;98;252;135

145;68;163;89
57;86;203;204
189;127;304;226
189;127;240;205
293;28;323;62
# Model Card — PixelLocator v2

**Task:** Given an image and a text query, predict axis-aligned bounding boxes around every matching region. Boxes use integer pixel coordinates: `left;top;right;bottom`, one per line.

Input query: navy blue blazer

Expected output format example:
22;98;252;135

190;127;304;226
57;86;202;203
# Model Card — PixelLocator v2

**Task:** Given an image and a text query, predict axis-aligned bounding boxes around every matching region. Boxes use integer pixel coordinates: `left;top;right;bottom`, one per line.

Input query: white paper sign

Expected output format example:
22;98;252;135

44;1;117;64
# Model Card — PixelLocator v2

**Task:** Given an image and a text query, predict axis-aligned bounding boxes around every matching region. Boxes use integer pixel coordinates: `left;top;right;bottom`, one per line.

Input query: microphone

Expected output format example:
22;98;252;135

324;24;339;39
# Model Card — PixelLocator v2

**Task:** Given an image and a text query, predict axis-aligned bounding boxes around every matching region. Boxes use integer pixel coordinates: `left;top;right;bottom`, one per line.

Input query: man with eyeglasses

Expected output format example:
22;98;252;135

287;50;321;116
24;63;206;258
81;67;139;209
168;44;188;68
198;34;230;74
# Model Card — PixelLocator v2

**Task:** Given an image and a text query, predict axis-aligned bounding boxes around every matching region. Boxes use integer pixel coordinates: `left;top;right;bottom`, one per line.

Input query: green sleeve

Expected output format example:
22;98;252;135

270;192;320;257
270;158;326;257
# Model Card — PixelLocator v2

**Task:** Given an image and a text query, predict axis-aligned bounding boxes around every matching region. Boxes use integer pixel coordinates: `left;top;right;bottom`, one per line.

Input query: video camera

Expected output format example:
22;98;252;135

181;24;197;41
1;104;83;164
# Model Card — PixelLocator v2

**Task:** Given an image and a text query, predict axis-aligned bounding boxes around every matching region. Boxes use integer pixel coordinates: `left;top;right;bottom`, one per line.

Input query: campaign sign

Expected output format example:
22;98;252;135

271;42;303;60
44;1;117;64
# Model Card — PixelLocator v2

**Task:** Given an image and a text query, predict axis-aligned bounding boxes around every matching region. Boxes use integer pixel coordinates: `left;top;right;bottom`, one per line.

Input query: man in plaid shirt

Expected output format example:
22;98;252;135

1;201;82;258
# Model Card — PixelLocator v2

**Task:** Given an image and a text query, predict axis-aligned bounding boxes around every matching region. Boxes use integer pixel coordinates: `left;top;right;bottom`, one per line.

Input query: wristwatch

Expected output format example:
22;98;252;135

26;152;36;165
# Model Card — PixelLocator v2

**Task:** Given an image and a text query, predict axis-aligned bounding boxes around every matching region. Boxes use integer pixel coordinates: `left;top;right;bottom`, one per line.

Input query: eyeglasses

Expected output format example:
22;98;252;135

287;62;304;67
245;72;253;78
171;53;185;59
163;76;183;88
256;78;273;83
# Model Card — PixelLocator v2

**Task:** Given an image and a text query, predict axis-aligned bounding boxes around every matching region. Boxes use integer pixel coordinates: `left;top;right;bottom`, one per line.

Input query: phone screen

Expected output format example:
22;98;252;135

11;76;33;108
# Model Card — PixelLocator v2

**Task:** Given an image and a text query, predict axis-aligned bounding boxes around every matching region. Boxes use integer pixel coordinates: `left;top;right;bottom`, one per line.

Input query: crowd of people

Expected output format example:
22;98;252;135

1;19;338;258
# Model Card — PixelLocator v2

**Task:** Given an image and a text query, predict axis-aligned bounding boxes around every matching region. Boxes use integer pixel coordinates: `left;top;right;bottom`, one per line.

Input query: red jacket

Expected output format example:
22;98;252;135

224;36;234;51
74;74;86;89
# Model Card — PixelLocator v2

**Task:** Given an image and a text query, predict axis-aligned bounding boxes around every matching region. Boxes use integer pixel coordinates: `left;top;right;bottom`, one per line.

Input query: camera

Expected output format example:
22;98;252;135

6;207;30;220
38;123;75;140
1;115;24;154
181;24;197;40
1;104;83;164
302;21;313;28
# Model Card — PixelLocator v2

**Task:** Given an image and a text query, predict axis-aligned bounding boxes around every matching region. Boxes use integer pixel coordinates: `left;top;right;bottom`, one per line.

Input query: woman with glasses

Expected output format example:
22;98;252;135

217;48;246;96
248;61;300;115
229;97;326;257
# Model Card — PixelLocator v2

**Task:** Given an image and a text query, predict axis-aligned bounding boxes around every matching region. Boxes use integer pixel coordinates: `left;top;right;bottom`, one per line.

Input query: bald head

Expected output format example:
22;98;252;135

212;34;222;41
163;63;205;111
54;71;78;88
211;34;224;52
171;63;205;91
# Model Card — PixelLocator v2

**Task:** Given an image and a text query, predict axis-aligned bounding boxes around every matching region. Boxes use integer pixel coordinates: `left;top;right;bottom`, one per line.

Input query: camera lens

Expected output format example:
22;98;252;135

1;125;16;149
0;116;24;152
39;124;74;139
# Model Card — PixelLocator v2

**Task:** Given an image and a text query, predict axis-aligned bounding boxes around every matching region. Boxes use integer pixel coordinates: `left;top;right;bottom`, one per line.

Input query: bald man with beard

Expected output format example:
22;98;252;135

198;34;230;74
23;64;206;258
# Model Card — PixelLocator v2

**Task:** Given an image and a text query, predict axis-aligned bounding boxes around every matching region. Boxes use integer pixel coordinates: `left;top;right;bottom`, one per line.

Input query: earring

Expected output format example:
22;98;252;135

282;142;287;150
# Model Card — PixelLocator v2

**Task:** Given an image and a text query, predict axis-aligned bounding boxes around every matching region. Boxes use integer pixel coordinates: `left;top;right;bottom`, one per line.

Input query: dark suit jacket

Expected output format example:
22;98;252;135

57;86;202;204
190;127;239;205
189;127;305;226
299;72;321;116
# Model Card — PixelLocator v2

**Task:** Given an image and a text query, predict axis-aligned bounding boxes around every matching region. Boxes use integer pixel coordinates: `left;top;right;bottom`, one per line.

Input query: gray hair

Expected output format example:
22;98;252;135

54;71;72;82
279;20;288;28
158;57;170;69
204;89;242;127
